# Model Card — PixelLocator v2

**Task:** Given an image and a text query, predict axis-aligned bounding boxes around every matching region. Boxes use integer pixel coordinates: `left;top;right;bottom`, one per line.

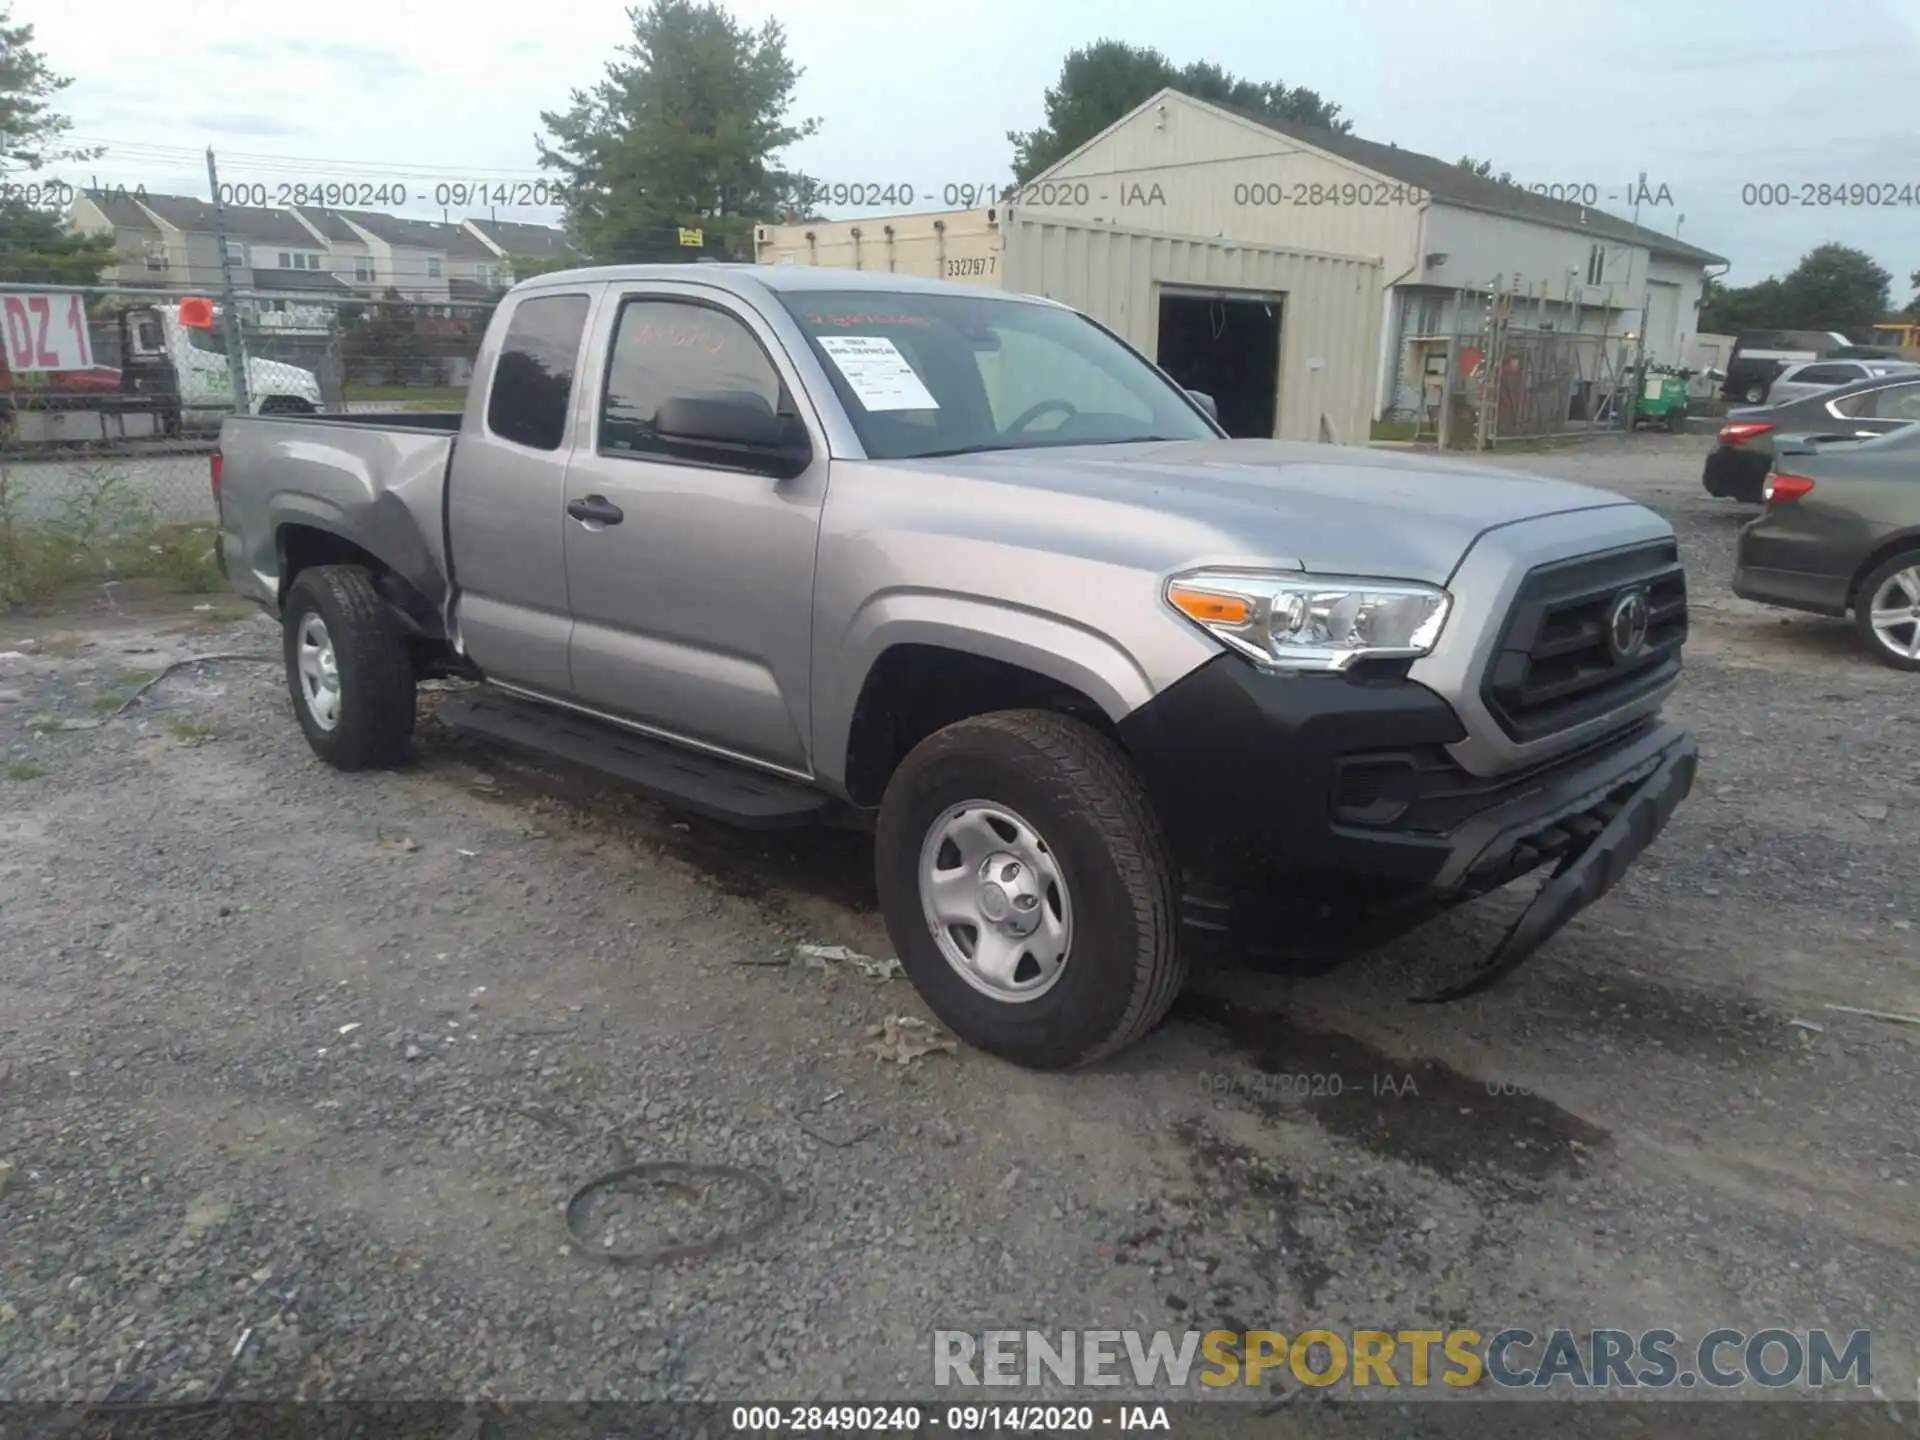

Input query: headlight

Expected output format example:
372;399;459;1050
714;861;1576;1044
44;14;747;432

1165;568;1451;671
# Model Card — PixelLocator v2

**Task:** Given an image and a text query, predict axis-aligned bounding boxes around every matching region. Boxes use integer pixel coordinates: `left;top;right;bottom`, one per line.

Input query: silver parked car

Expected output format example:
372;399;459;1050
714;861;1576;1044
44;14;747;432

1758;357;1920;407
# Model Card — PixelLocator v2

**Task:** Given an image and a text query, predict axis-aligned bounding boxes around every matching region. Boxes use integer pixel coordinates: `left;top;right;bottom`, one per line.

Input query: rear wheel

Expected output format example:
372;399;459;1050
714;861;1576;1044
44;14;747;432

282;565;417;768
1742;382;1767;404
875;710;1184;1070
1856;550;1920;671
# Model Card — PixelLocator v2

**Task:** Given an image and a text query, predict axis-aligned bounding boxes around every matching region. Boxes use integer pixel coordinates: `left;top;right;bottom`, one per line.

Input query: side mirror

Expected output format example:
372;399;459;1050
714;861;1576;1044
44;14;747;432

654;395;811;477
1186;388;1218;421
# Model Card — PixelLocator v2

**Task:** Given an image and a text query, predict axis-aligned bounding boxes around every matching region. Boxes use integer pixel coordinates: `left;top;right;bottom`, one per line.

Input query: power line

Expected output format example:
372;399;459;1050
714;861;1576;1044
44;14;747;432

64;136;556;182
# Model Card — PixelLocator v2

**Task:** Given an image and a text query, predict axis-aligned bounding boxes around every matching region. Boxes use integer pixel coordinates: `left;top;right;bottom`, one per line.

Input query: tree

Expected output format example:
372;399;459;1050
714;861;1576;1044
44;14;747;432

340;287;427;387
0;6;111;284
1701;245;1891;337
1455;155;1514;186
1909;268;1919;318
504;251;580;280
0;203;112;283
535;0;817;264
1009;41;1351;184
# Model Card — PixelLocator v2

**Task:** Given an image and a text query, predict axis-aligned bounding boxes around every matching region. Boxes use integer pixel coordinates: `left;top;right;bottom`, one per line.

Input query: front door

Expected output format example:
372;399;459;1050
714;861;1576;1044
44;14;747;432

561;287;827;774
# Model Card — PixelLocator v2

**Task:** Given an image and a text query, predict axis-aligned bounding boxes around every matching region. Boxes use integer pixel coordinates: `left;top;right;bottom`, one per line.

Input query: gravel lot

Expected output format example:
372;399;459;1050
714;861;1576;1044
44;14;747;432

1;434;1916;1418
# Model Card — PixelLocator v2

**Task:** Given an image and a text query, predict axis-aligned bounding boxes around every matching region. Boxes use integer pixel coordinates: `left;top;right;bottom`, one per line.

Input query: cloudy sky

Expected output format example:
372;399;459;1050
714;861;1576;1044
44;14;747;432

22;0;1920;293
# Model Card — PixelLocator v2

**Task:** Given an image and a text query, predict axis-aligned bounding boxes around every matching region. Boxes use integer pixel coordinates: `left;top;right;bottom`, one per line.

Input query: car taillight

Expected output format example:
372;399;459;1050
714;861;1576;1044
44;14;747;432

210;450;223;506
1718;421;1775;446
1764;472;1814;503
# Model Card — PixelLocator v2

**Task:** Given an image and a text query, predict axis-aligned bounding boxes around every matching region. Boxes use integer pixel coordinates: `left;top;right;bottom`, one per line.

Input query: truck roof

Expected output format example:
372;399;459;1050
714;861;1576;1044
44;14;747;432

511;262;1059;307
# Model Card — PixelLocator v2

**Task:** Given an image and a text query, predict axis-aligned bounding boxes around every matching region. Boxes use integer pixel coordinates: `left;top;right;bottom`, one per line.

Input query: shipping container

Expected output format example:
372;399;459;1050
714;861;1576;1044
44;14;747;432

753;208;1006;289
755;210;1381;446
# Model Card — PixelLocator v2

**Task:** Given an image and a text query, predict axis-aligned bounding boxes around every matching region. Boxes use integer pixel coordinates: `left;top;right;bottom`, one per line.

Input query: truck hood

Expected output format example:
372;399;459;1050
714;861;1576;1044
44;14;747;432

893;438;1642;585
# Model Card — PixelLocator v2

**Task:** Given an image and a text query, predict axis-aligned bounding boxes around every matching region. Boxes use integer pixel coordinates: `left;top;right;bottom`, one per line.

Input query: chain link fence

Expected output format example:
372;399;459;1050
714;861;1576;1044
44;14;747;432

1382;284;1650;447
1;280;489;536
1;282;491;606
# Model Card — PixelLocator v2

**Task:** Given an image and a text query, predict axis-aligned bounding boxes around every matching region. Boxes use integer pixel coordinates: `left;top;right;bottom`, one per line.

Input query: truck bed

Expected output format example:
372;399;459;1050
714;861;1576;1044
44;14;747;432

217;411;458;623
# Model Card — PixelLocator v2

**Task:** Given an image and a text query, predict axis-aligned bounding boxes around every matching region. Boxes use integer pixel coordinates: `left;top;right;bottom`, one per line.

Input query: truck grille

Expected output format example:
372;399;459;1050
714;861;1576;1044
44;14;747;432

1481;540;1687;743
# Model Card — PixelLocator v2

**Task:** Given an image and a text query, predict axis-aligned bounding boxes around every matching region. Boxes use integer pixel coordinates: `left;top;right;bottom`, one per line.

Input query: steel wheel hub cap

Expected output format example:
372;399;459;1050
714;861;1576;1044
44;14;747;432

919;801;1072;1002
1869;566;1920;659
295;613;341;731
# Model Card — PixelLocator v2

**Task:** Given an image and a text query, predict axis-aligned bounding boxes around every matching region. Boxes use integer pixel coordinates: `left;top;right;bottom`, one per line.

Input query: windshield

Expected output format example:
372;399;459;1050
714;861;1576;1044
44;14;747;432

773;289;1218;459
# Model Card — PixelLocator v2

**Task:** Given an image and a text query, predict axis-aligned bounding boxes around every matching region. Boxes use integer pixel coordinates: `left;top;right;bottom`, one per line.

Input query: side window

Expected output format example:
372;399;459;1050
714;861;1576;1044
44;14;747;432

1860;384;1920;422
599;299;784;459
485;293;589;451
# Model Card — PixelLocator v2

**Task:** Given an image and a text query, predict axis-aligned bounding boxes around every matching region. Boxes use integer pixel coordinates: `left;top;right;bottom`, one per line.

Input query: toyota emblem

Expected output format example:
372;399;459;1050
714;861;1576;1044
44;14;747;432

1607;587;1651;663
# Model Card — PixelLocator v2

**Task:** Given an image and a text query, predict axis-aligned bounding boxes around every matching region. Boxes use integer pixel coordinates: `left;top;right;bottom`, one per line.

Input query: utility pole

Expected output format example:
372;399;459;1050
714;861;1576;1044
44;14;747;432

206;146;252;416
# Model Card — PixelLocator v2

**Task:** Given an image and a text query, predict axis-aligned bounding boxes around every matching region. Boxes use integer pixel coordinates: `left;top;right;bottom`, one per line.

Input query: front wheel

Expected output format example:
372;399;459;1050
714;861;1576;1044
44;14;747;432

1856;551;1920;671
282;565;417;769
874;710;1185;1070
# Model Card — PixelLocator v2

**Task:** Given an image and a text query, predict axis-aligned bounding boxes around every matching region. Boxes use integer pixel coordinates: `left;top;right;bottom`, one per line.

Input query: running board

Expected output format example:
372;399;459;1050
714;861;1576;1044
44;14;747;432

436;690;829;829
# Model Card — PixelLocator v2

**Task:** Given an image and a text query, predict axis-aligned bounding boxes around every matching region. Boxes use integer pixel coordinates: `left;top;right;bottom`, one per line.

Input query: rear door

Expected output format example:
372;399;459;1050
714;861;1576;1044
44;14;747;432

558;283;828;773
446;286;597;695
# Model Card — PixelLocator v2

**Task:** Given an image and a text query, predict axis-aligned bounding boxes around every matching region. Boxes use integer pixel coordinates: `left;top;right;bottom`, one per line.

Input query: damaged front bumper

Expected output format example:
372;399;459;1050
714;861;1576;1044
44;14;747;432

1115;655;1698;998
1413;725;1696;1000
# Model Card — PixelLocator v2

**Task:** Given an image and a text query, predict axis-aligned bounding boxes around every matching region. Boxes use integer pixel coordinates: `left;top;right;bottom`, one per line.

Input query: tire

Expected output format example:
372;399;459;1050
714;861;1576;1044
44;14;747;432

1666;405;1688;434
260;395;315;415
1854;550;1920;672
282;565;417;769
1742;383;1767;404
874;710;1184;1070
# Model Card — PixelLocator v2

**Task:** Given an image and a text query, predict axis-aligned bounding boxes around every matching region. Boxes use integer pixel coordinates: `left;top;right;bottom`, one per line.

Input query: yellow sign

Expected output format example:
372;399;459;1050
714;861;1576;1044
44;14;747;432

678;227;704;248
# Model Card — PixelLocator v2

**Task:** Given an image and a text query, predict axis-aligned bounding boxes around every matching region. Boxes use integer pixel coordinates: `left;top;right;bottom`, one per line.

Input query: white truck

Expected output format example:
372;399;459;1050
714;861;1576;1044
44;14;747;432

127;302;323;429
0;292;322;447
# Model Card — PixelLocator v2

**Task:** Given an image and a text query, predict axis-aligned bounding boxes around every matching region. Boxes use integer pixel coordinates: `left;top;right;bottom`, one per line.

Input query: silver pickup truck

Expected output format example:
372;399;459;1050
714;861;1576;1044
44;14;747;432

215;263;1697;1069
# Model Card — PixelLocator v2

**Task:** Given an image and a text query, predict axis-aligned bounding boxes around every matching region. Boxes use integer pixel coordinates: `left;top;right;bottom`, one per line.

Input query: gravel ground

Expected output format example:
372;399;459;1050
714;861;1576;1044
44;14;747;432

1;434;1916;1418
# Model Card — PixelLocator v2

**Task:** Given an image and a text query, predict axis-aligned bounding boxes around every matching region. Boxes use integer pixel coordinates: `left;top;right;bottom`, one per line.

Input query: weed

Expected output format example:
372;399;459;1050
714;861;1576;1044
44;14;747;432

168;719;215;744
0;458;221;608
4;761;45;781
90;692;128;716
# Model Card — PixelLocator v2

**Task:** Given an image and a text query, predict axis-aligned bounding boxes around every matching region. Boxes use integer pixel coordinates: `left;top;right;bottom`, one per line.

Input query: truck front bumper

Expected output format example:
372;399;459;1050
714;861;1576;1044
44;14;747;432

1115;656;1697;992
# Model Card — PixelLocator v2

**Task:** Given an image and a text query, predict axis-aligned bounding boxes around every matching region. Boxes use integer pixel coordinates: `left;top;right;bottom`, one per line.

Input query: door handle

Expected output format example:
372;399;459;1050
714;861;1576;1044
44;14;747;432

566;494;624;526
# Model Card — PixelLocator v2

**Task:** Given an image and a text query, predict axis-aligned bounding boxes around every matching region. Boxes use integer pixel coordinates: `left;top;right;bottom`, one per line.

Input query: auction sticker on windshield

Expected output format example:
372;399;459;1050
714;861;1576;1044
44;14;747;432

815;335;939;411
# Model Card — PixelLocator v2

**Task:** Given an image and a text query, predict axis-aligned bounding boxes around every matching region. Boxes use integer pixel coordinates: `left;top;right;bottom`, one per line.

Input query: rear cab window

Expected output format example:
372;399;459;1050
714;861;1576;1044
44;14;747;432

486;293;591;451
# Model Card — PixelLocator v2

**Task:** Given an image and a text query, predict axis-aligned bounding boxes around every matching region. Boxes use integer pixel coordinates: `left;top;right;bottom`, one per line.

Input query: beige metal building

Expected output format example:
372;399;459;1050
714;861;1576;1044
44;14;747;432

754;208;1383;445
759;89;1726;431
1000;90;1726;421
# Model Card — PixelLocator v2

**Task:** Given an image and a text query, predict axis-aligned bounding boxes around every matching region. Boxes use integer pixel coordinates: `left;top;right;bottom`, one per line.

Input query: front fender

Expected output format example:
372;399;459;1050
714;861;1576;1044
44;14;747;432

812;590;1196;793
